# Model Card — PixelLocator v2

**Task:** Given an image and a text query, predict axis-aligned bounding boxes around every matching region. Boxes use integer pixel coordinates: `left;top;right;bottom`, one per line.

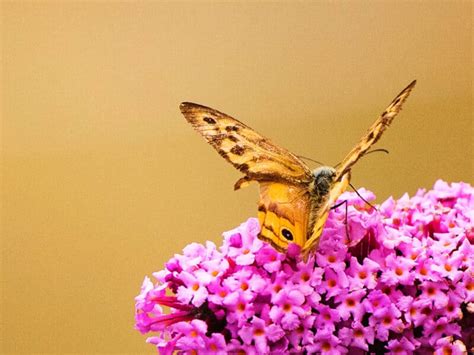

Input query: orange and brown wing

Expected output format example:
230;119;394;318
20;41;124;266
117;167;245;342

179;102;313;186
334;80;416;182
258;181;311;251
303;81;416;256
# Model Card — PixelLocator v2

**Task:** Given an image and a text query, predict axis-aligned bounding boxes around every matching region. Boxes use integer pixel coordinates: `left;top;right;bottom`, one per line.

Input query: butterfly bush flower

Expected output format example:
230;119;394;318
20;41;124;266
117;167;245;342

135;180;474;353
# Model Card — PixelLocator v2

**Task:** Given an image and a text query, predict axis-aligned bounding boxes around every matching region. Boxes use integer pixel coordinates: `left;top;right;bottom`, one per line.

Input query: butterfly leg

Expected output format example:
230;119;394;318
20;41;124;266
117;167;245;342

349;183;378;211
331;199;350;244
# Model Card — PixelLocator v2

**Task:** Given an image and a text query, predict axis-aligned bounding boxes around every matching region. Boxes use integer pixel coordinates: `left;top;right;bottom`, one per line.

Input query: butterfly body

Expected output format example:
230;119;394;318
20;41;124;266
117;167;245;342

309;166;337;202
179;80;415;256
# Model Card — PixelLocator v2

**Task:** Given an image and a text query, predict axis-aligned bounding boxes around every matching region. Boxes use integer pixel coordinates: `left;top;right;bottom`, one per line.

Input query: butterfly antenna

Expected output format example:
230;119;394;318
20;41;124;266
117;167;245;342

349;183;378;211
334;148;389;168
297;155;325;166
365;148;390;156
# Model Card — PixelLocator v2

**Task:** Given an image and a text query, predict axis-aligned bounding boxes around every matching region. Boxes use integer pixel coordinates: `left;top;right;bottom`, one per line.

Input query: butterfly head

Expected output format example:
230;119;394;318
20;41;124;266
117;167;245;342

311;166;336;197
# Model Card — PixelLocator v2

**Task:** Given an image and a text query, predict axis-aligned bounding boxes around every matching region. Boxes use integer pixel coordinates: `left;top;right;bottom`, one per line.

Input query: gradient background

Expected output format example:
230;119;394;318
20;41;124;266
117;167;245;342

1;2;472;353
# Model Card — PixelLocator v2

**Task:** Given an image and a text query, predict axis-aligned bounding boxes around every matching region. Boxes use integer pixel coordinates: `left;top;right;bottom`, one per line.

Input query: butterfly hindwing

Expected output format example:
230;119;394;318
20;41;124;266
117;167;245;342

179;102;313;186
258;182;310;252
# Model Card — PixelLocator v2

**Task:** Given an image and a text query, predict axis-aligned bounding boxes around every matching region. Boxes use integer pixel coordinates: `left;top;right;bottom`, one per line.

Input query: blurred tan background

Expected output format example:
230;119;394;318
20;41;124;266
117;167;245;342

1;1;472;353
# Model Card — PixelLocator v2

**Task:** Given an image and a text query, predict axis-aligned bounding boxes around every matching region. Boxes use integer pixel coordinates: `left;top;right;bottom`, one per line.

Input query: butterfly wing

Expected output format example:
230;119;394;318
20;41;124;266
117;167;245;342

303;80;416;256
258;181;311;251
334;80;416;182
179;102;313;186
180;102;314;249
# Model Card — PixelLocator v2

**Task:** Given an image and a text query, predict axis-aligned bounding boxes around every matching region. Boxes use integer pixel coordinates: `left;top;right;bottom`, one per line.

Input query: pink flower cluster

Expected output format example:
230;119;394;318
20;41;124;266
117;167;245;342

135;180;473;354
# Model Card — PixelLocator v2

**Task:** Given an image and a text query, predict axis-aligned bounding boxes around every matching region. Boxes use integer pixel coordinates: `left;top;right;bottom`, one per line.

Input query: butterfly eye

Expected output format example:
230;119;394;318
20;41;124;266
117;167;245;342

281;228;293;241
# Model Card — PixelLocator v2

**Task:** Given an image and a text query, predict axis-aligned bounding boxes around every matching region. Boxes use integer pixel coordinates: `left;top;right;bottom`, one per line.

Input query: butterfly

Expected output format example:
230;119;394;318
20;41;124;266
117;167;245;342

179;80;416;257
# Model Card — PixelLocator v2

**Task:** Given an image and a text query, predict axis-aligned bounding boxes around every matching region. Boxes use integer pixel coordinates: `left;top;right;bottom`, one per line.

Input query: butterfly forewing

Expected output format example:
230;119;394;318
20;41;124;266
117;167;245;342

334;80;416;182
302;81;416;255
179;102;313;185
